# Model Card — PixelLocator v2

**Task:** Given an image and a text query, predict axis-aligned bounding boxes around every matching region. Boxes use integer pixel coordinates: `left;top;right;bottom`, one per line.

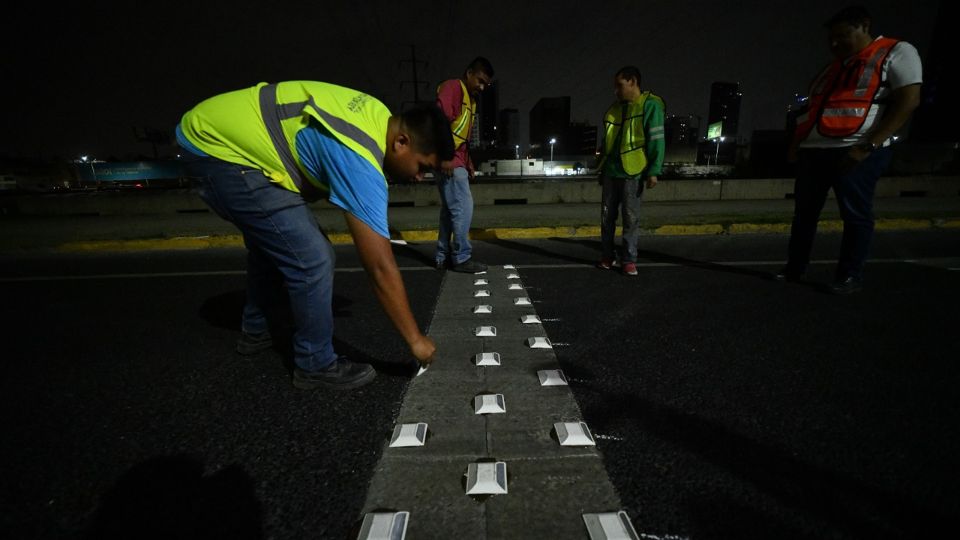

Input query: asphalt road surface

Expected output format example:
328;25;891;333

2;230;958;539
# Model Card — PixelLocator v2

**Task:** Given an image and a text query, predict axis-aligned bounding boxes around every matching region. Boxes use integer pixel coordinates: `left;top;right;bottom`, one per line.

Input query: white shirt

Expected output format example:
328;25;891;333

801;37;923;148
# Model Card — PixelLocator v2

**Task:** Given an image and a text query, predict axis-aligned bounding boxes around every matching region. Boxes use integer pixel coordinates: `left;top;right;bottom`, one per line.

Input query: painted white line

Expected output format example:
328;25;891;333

0;257;935;283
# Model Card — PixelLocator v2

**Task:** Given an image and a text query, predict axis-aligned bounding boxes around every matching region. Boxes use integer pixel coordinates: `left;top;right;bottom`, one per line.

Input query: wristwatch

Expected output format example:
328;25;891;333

857;141;878;152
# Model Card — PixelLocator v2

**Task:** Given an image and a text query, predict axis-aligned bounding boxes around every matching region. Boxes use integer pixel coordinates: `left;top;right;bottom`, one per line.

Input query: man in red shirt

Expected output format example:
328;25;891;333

434;57;494;273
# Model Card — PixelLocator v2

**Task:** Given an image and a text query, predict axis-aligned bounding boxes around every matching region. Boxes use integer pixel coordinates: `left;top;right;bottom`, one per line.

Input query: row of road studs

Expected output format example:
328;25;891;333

358;265;641;539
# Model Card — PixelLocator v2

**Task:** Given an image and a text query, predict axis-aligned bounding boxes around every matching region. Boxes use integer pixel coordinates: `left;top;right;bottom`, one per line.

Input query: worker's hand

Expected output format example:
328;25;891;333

440;160;455;175
410;334;436;366
786;145;799;164
646;176;658;189
847;144;871;163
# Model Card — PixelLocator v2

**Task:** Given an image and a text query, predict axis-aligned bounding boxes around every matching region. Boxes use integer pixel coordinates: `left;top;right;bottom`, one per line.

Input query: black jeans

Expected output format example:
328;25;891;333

786;146;893;280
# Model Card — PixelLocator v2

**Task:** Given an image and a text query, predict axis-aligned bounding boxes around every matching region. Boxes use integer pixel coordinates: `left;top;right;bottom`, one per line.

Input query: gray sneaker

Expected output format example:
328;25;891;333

236;331;273;355
292;356;376;390
451;258;487;273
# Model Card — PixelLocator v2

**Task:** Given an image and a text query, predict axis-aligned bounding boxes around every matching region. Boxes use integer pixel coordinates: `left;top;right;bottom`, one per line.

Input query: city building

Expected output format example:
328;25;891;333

477;83;499;150
700;82;742;165
530;97;571;152
497;108;520;155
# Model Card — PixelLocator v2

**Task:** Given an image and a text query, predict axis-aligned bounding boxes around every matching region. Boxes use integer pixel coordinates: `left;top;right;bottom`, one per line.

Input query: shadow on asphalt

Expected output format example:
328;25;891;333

486;236;596;265
580;392;950;539
196;290;417;375
550;236;775;280
83;455;264;540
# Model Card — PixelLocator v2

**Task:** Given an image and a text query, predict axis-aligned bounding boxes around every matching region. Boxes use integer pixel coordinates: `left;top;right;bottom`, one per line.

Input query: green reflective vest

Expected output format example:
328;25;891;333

179;81;390;196
599;91;664;176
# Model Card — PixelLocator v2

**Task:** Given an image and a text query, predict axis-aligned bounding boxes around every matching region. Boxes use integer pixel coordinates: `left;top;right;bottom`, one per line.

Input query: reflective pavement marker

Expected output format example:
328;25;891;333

389;423;428;448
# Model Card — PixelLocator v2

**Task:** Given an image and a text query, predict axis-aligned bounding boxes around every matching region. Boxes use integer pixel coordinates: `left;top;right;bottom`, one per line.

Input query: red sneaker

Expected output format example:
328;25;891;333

622;262;638;276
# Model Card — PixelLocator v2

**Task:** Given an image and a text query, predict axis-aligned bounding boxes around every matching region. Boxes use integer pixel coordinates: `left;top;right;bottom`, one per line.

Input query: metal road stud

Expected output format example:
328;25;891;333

508;283;524;290
474;289;490;297
527;336;552;348
582;511;639;540
358;511;410;540
514;297;532;306
520;314;541;324
389;423;428;447
474;278;488;286
554;422;596;446
475;352;501;366
473;305;493;314
474;393;506;414
506;273;520;279
465;461;508;495
503;264;516;269
475;326;497;337
538;369;568;386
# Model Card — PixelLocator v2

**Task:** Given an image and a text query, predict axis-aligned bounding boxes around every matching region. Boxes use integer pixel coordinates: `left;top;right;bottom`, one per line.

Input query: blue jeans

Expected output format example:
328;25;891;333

786;146;893;280
600;176;644;263
182;153;337;372
435;167;474;265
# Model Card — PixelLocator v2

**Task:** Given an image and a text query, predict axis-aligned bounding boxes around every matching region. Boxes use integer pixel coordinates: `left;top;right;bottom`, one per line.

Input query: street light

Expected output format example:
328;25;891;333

515;144;520;159
549;138;557;162
714;136;725;166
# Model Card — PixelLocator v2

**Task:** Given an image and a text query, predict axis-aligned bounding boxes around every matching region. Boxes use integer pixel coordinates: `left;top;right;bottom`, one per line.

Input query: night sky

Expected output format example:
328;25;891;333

3;0;941;160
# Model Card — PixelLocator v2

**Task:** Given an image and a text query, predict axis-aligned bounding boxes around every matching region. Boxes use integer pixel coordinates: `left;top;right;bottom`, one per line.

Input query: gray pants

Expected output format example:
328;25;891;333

600;176;643;263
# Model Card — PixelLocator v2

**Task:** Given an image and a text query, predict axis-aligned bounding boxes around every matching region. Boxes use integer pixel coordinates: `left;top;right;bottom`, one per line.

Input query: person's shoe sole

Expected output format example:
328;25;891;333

827;283;863;295
236;334;273;355
292;366;377;390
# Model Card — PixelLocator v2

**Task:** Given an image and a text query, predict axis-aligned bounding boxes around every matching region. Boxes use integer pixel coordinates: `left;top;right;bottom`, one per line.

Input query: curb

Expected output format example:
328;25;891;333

51;217;954;253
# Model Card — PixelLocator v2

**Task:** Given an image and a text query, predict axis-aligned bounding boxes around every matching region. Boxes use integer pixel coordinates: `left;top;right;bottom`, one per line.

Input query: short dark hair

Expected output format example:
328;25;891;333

399;104;455;161
615;66;642;86
465;56;495;78
825;5;871;28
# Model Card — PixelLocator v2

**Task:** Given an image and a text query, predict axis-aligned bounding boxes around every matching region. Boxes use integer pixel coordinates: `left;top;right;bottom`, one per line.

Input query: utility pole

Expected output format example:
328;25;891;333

400;44;429;110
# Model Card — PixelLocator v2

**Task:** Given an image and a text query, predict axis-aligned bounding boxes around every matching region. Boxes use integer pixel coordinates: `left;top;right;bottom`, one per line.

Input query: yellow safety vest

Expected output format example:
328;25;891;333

599;91;663;176
179;81;390;196
439;80;474;149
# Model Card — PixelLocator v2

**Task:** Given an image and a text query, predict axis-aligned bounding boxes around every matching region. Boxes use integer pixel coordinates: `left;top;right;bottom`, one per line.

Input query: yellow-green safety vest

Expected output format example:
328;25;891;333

179;81;390;196
439;80;474;149
599;91;663;176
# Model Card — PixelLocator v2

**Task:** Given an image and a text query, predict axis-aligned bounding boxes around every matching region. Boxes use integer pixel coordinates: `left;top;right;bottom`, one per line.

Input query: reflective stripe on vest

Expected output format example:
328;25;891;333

599;91;662;176
442;80;474;148
795;37;899;140
261;84;386;191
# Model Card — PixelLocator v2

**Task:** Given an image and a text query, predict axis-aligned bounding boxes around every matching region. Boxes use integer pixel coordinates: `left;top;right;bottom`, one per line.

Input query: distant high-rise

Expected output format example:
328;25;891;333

664;114;699;147
497;108;520;151
909;1;957;144
564;122;598;156
477;83;499;149
707;82;741;139
530;97;571;149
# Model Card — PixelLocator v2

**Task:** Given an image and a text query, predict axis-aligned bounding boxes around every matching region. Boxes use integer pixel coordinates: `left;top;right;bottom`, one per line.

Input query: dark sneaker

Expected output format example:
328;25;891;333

622;262;638;276
292;356;376;390
451;259;487;273
772;266;802;282
236;331;273;355
435;259;447;271
596;258;614;270
827;276;863;295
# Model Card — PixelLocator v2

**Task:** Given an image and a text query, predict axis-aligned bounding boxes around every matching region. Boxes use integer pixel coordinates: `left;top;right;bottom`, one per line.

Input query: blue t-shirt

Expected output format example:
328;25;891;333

296;123;389;239
177;122;389;239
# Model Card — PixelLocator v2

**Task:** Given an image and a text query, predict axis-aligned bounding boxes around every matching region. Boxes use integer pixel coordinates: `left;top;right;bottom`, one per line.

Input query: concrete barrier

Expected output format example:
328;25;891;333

5;175;958;216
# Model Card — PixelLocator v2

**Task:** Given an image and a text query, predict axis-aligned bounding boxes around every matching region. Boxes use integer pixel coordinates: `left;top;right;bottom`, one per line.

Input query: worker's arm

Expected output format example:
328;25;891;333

344;212;436;365
849;83;921;162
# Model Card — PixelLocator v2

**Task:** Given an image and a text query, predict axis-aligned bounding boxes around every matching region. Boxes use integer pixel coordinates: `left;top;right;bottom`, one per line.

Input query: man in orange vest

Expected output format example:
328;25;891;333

777;5;922;294
434;57;494;273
